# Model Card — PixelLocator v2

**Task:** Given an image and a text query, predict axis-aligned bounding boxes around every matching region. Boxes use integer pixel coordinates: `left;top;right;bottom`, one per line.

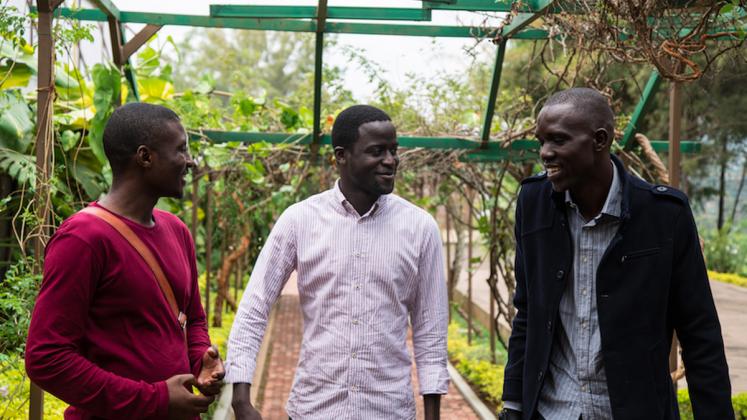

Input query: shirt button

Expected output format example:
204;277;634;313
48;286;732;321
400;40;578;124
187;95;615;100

546;321;552;330
538;371;544;380
583;256;588;263
354;252;361;257
354;283;361;290
351;385;359;392
352;352;357;359
581;384;588;392
581;288;587;296
556;270;564;279
352;319;359;325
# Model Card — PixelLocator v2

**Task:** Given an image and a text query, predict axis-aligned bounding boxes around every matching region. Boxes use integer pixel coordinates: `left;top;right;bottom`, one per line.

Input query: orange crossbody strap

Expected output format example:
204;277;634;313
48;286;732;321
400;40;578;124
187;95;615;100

80;207;188;336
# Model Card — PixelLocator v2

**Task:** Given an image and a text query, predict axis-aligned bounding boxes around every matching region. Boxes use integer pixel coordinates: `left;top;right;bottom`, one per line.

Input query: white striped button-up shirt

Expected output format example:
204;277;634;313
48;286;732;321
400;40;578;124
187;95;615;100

225;181;450;420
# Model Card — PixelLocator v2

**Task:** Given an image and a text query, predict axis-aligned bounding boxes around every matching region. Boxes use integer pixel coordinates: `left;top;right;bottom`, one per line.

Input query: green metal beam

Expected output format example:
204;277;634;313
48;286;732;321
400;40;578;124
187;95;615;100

189;130;700;153
48;7;747;40
90;0;120;19
500;1;556;39
481;40;506;144
422;0;525;12
620;70;662;150
53;8;316;33
52;8;548;39
210;5;432;21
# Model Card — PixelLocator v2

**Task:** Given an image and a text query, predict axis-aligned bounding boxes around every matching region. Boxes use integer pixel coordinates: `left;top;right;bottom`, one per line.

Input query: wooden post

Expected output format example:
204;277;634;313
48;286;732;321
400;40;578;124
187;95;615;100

30;1;60;417
490;288;496;363
668;81;683;189
234;248;242;306
668;80;683;385
191;169;199;242
445;207;452;321
204;171;213;319
467;192;474;345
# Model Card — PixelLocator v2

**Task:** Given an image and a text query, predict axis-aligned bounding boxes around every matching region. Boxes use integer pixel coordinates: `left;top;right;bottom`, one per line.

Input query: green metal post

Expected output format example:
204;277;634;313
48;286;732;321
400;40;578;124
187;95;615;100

311;0;328;163
620;70;662;150
480;40;507;145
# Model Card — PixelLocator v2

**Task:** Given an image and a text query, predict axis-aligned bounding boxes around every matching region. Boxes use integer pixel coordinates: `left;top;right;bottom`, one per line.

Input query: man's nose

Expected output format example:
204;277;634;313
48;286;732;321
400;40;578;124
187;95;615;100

186;156;197;170
539;143;554;161
382;150;397;167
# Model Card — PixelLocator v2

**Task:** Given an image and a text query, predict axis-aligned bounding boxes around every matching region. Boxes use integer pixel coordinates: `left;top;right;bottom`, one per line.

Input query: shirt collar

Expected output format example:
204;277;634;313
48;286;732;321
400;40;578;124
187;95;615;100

333;179;388;218
565;159;622;219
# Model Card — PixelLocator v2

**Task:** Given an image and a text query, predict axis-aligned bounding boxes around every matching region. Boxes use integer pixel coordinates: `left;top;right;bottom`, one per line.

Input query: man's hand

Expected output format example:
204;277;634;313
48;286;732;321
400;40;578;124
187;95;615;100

423;394;441;420
232;383;262;420
166;374;215;420
196;345;225;396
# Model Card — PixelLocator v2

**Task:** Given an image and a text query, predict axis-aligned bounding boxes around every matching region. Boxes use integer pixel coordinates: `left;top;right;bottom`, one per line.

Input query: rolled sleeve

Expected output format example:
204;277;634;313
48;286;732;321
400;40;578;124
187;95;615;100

411;218;450;395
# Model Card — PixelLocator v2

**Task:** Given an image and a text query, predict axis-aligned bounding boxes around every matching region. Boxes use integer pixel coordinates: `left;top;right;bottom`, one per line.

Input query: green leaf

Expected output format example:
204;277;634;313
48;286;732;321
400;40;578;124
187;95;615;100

88;64;121;165
0;62;32;89
72;162;106;199
60;130;78;152
720;4;735;15
0;148;35;186
0;90;33;152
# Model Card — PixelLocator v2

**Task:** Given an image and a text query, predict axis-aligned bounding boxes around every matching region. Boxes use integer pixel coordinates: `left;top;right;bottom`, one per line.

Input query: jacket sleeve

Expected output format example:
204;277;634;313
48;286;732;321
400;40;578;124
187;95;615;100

185;227;211;377
670;203;733;419
502;191;527;404
25;234;169;419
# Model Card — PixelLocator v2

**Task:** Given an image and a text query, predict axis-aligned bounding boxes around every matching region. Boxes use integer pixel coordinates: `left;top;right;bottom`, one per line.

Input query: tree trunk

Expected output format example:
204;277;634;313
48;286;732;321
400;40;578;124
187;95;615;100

717;138;728;231
212;233;250;327
729;159;747;230
446;196;465;307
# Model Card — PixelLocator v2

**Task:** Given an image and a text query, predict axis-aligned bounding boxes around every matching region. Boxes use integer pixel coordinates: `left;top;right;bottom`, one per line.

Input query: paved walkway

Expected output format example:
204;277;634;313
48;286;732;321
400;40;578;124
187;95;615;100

256;279;479;420
450;241;747;393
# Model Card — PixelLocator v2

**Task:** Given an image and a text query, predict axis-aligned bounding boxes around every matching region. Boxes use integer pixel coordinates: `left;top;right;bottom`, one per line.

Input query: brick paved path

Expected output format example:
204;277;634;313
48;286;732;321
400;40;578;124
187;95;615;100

258;293;480;420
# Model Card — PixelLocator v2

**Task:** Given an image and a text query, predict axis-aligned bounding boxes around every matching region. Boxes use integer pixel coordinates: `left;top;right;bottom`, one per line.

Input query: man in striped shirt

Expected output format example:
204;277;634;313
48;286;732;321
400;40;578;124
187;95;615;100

226;105;450;420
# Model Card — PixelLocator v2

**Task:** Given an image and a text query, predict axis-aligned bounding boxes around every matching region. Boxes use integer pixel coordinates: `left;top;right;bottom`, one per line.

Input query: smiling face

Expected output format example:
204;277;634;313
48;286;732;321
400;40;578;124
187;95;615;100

536;103;610;193
143;119;195;199
336;120;399;198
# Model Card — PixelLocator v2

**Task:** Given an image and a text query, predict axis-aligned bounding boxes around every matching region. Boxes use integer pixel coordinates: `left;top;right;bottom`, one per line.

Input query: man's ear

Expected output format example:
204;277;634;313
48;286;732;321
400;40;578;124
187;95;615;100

593;128;611;152
135;145;153;168
334;146;346;165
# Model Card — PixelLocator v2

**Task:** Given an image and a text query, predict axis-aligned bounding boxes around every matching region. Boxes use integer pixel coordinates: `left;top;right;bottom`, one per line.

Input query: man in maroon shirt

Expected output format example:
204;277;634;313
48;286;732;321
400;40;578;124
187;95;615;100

26;103;225;419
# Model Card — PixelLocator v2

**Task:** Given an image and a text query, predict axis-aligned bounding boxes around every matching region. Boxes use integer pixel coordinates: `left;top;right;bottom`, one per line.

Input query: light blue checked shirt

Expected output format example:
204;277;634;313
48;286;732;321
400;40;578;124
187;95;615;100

537;161;622;419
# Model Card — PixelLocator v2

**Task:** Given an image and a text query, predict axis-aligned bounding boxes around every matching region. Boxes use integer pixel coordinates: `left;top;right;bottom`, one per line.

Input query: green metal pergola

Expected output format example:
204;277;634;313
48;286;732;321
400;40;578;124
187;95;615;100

39;0;705;164
29;1;731;418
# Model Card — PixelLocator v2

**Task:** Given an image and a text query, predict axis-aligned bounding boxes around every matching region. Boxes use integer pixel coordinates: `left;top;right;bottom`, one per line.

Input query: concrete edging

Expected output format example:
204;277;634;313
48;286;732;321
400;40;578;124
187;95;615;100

447;361;498;420
211;303;279;420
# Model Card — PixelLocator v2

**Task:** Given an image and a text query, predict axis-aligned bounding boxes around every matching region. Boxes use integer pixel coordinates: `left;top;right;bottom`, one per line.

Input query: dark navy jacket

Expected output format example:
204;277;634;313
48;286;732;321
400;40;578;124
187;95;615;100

502;155;733;419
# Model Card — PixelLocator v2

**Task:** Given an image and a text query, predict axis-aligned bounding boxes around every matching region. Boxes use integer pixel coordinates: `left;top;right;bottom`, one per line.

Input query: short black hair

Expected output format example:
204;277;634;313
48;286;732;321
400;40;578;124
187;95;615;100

331;105;391;149
103;102;181;174
543;87;615;134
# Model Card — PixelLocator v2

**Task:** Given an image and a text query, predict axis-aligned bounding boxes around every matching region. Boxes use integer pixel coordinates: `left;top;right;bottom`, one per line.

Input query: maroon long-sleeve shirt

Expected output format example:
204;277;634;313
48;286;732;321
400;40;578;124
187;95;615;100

26;203;211;419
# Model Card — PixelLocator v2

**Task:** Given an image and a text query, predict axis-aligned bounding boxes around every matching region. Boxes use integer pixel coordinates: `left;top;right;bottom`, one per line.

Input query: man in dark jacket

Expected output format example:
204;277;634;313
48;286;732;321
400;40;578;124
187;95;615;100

500;88;732;419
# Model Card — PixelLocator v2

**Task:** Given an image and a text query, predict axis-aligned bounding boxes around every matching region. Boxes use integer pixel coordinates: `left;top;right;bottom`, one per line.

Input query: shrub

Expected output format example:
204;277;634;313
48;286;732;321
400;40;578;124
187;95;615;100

0;257;41;354
704;226;745;275
708;270;747;288
678;388;747;419
447;316;506;409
